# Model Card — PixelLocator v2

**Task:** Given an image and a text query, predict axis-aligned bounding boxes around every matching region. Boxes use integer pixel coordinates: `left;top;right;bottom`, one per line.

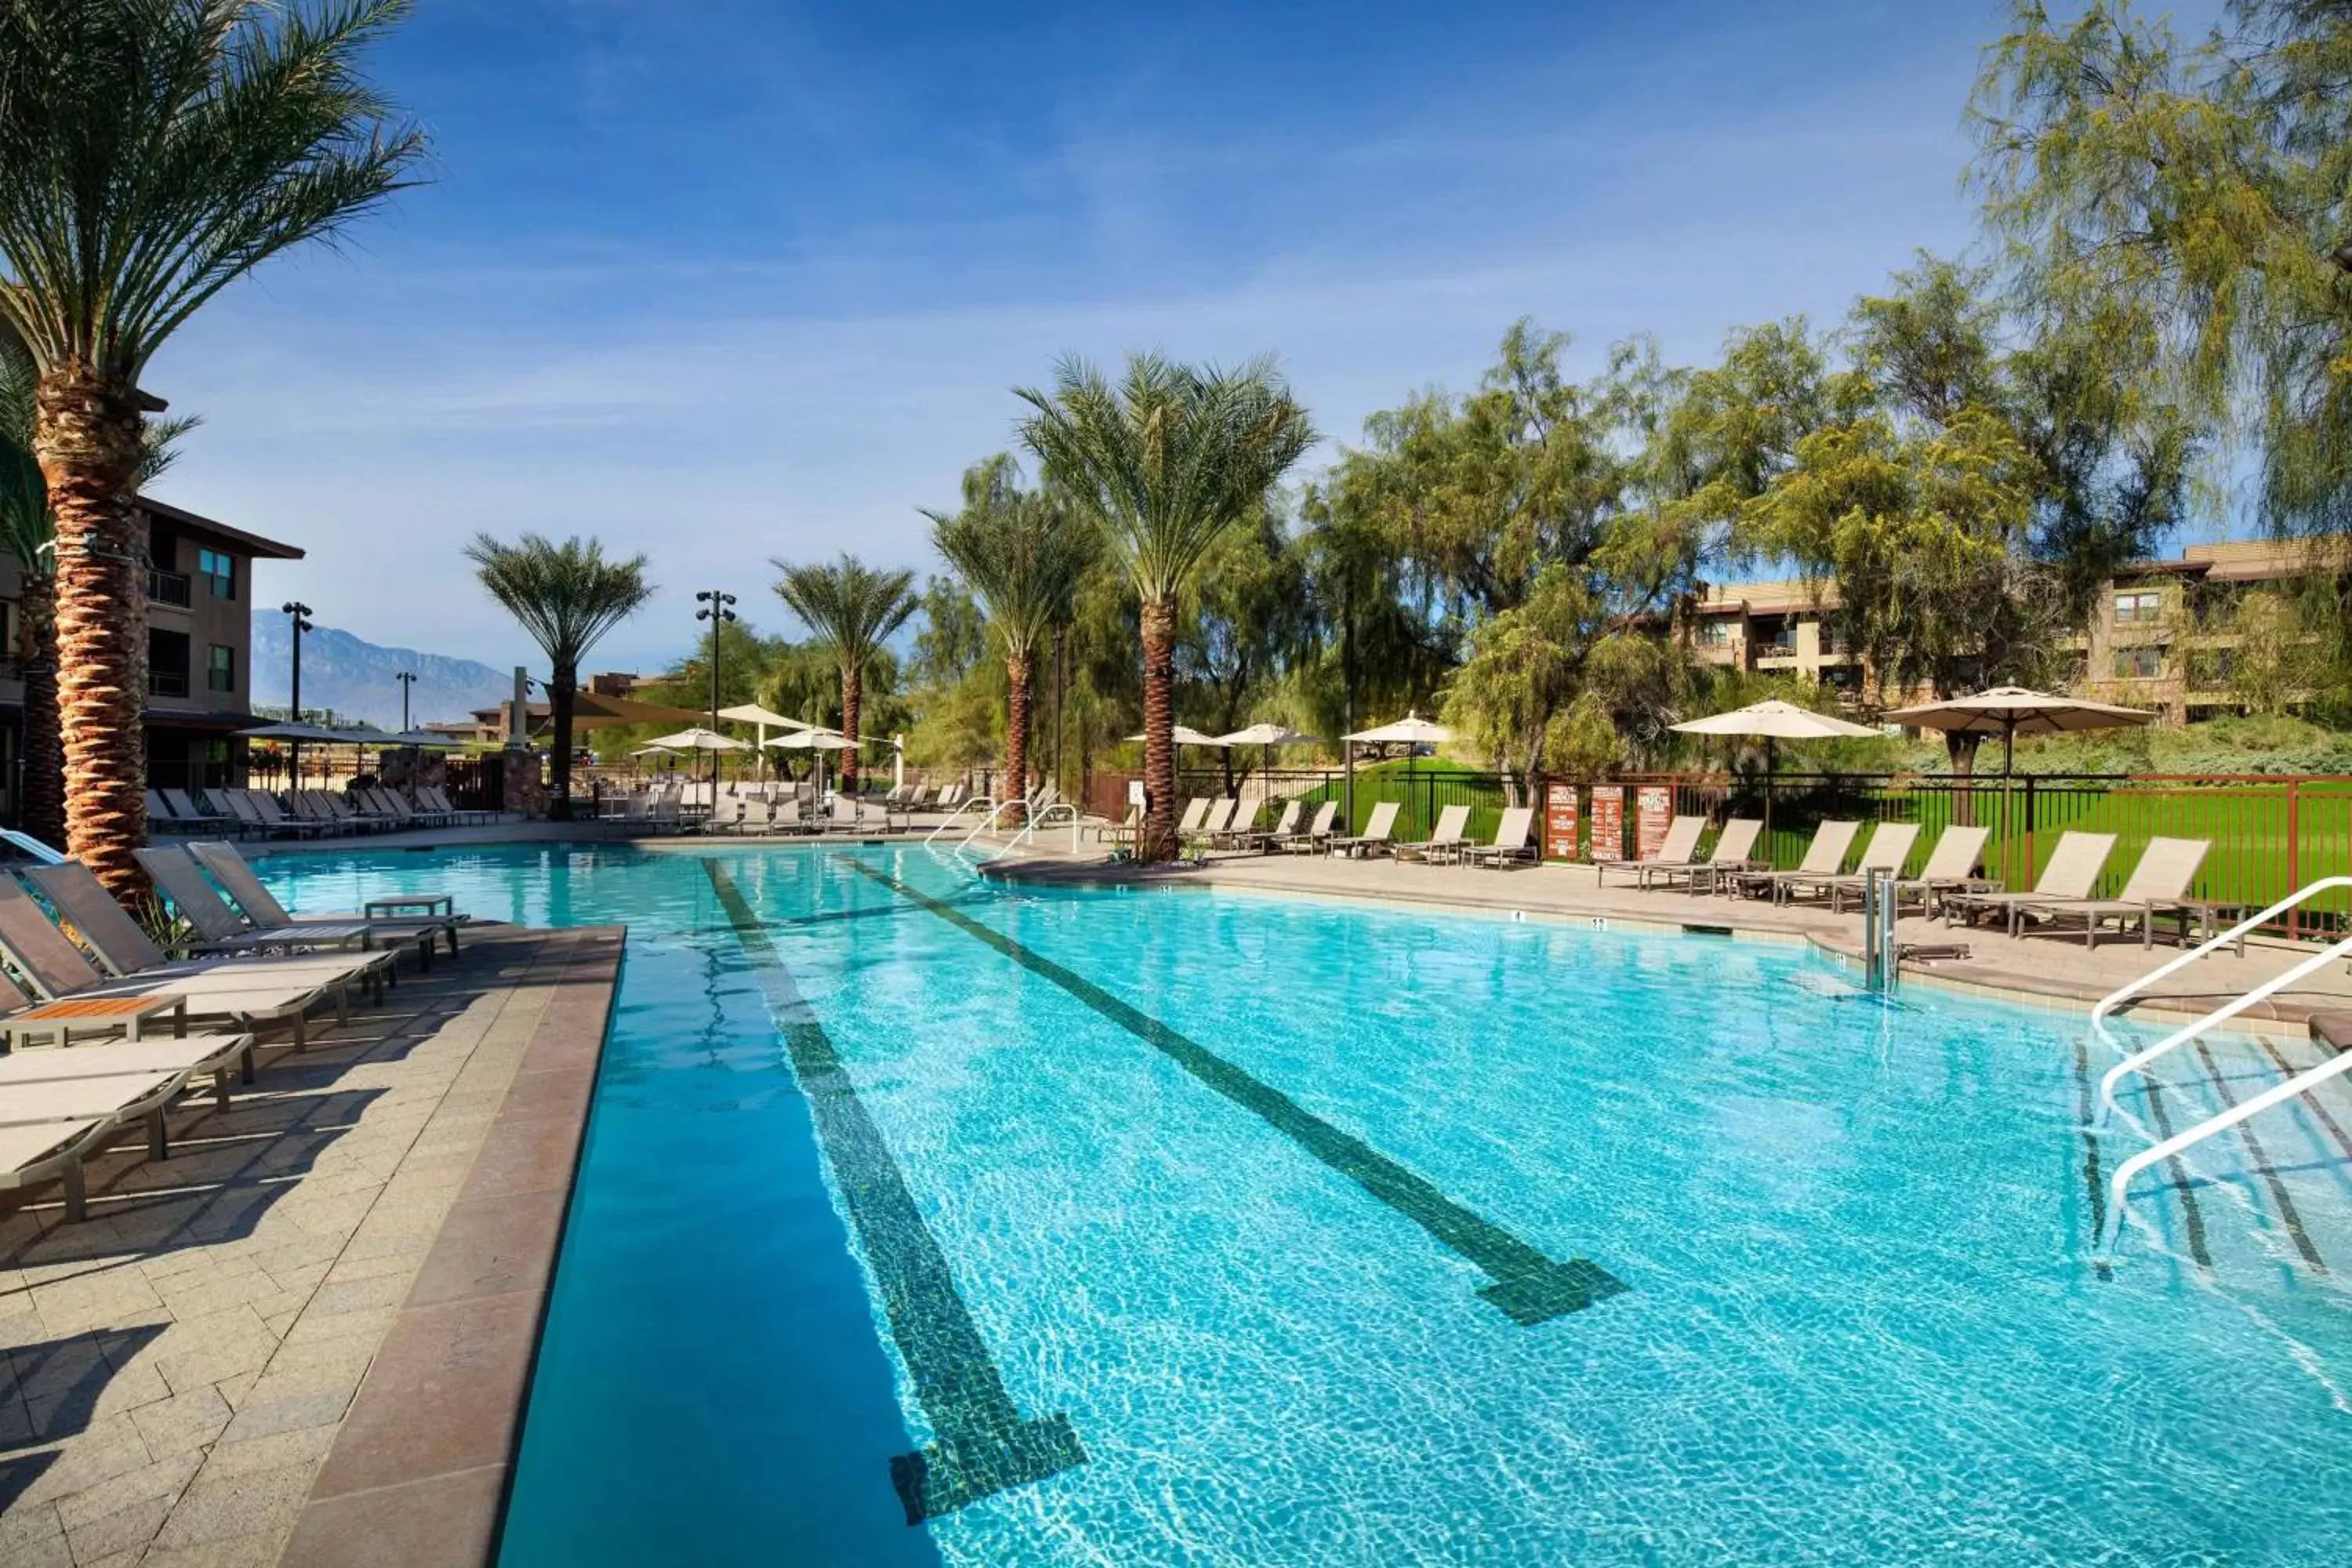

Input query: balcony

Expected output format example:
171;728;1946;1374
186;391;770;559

149;568;193;609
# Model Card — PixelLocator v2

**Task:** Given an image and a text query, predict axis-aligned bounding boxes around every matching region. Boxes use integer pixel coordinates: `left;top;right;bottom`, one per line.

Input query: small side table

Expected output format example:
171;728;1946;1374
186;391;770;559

2174;899;2255;955
3;992;189;1051
365;895;455;920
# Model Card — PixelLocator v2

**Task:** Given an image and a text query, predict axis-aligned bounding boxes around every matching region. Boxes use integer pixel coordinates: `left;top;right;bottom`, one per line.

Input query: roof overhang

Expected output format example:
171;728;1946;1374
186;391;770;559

134;494;304;561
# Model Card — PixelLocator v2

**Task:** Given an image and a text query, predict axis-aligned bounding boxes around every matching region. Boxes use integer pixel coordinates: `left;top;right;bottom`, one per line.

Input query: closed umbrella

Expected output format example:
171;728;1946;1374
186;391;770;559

1669;698;1881;838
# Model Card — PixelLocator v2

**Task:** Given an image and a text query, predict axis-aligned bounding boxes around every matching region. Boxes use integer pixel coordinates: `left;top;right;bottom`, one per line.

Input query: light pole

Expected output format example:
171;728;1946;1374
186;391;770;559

394;670;417;732
695;590;737;795
281;601;313;789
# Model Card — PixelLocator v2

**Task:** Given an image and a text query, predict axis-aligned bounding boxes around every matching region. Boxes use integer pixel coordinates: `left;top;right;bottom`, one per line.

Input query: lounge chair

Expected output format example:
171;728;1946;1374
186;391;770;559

1462;806;1539;869
195;840;470;959
10;866;390;1047
1091;804;1140;846
136;848;441;969
1730;820;1860;902
1395;804;1472;863
1225;799;1301;853
1779;822;1918;907
1637;818;1762;893
2009;836;2210;948
1941;832;2119;934
1595;815;1705;887
1185;799;1238;856
1883;824;1995;916
1329;800;1400;858
419;784;492;826
241;790;329;839
1276;800;1338;854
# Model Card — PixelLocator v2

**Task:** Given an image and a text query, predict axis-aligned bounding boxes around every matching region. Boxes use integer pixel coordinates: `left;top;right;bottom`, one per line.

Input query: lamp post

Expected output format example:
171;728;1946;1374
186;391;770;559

281;601;313;789
695;590;737;794
394;670;417;731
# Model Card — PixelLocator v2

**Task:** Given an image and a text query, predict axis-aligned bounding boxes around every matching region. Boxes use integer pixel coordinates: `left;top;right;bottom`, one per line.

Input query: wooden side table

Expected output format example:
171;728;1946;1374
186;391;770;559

3;992;189;1051
365;895;455;919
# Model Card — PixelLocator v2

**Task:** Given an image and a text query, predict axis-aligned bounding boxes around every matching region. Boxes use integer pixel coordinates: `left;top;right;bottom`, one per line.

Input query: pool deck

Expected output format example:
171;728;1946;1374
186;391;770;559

978;845;2352;1040
0;923;621;1568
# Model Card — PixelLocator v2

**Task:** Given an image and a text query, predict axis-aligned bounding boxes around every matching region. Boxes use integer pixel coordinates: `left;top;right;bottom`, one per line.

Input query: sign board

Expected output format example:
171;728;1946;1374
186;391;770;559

1635;785;1674;861
1587;786;1624;863
1544;782;1579;862
1128;779;1147;810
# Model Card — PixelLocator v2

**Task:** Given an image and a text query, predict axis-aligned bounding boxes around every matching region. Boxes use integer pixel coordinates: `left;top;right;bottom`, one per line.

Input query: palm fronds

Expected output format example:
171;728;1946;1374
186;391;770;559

924;455;1099;660
464;532;656;672
0;0;429;379
772;554;919;672
1014;353;1315;601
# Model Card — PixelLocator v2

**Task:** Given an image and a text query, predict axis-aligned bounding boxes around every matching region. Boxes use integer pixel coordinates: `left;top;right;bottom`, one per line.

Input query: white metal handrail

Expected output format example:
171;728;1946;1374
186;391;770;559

2101;1047;2352;1256
992;802;1081;859
2091;876;2352;1125
923;795;995;844
956;792;1039;848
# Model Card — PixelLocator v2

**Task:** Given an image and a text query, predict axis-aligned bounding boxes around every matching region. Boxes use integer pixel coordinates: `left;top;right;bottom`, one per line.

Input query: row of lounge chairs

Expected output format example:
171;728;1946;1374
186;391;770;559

0;841;474;1224
1598;813;2214;948
1101;797;1542;868
146;784;490;839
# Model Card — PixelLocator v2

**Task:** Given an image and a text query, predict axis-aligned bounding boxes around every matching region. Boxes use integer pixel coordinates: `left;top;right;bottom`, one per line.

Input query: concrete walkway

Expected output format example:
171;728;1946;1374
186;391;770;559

0;927;613;1567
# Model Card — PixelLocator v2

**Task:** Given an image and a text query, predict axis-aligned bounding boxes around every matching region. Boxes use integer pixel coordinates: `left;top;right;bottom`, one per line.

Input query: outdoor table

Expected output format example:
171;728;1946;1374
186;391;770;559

2;992;188;1051
365;894;456;920
2170;898;2253;956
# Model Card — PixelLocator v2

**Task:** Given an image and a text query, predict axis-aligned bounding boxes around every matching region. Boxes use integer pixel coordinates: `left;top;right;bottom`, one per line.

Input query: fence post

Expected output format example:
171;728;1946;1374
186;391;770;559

2288;778;2302;943
2024;775;2037;894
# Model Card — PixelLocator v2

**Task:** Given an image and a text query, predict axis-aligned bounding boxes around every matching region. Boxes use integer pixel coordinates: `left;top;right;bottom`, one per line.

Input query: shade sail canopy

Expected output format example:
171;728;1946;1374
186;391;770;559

332;726;408;746
238;722;344;742
1127;726;1232;746
1669;699;1879;741
556;691;708;729
1880;686;2154;736
716;703;813;730
768;731;859;751
645;727;746;751
386;730;464;749
1218;722;1323;746
1344;713;1454;746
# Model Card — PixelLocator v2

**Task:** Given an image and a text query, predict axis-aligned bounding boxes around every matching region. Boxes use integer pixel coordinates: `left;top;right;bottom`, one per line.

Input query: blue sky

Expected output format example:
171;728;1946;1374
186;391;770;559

150;0;2085;677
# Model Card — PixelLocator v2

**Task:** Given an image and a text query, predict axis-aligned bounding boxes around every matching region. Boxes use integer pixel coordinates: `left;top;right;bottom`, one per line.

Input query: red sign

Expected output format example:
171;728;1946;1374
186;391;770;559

1544;782;1579;862
1587;786;1624;863
1635;786;1674;860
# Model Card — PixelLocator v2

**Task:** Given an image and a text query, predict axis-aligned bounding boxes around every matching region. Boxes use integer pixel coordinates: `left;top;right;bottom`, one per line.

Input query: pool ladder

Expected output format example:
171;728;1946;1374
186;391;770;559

2091;877;2352;1257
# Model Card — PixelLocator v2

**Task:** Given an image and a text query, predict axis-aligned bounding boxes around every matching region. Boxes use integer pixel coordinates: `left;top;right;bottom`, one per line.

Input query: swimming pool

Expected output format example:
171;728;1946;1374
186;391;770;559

262;843;2352;1565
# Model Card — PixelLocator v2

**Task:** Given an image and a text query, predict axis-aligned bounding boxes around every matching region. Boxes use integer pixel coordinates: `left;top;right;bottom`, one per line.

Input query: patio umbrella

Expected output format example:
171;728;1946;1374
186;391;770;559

1341;713;1454;830
241;720;344;789
768;730;860;805
555;691;709;730
1217;722;1322;798
1881;686;2151;779
1126;725;1232;746
387;730;464;749
1669;699;1881;837
646;727;746;752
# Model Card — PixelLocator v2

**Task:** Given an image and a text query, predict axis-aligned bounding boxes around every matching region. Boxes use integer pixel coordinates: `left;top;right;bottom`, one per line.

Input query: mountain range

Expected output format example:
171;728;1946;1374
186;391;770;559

249;620;518;729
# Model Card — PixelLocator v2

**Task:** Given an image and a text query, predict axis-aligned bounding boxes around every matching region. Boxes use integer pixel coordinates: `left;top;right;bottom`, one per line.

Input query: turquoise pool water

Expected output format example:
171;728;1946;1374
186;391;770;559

263;844;2352;1566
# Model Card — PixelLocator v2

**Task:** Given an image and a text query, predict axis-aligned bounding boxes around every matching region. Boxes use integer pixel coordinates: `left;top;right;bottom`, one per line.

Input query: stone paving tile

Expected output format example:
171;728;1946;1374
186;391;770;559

0;926;612;1566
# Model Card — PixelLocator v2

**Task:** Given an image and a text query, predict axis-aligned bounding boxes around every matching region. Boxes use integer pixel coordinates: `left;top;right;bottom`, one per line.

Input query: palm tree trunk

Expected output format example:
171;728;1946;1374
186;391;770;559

1138;596;1178;862
1004;651;1032;826
840;665;862;793
15;571;64;848
549;662;577;821
33;368;148;902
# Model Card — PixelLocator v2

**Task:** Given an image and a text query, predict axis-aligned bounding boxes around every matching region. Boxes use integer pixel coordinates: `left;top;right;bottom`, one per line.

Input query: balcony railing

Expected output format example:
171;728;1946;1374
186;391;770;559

148;568;192;608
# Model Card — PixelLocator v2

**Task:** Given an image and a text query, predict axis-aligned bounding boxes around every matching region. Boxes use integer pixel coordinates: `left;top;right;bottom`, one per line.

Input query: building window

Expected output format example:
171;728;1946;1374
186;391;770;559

2114;590;2162;625
1696;620;1731;647
198;547;236;600
149;628;191;699
2113;645;2165;680
206;643;235;694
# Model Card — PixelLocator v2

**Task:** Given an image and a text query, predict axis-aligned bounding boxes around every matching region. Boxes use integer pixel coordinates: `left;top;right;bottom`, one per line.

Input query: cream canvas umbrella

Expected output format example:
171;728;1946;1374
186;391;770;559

1670;698;1881;839
646;727;746;752
1127;725;1231;747
1341;713;1454;833
1880;686;2151;779
768;730;860;810
1218;721;1321;791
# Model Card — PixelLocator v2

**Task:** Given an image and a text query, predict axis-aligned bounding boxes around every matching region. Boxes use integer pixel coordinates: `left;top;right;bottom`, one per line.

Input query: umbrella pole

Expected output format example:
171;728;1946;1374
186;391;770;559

1764;735;1776;852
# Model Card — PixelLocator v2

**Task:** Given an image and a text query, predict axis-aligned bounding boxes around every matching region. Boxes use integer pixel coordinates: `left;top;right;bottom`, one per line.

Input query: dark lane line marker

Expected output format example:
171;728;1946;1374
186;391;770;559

702;862;1084;1526
2070;1040;2109;1274
2254;1036;2352;1169
2193;1040;2325;1272
848;859;1626;1326
2137;1075;2213;1270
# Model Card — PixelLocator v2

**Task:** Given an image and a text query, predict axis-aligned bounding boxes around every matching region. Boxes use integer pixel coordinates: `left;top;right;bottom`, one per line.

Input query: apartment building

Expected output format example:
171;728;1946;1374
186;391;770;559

0;495;303;819
1684;537;2347;724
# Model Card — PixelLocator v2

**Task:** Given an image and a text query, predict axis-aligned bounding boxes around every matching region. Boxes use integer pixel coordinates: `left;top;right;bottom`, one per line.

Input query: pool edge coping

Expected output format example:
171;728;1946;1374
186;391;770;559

276;923;627;1568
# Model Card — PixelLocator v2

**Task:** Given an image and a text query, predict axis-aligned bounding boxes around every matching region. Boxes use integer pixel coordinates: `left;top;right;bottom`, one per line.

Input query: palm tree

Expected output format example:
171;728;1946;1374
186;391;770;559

0;0;426;896
2;329;192;849
925;456;1098;821
466;534;655;822
772;556;917;795
1017;353;1314;860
